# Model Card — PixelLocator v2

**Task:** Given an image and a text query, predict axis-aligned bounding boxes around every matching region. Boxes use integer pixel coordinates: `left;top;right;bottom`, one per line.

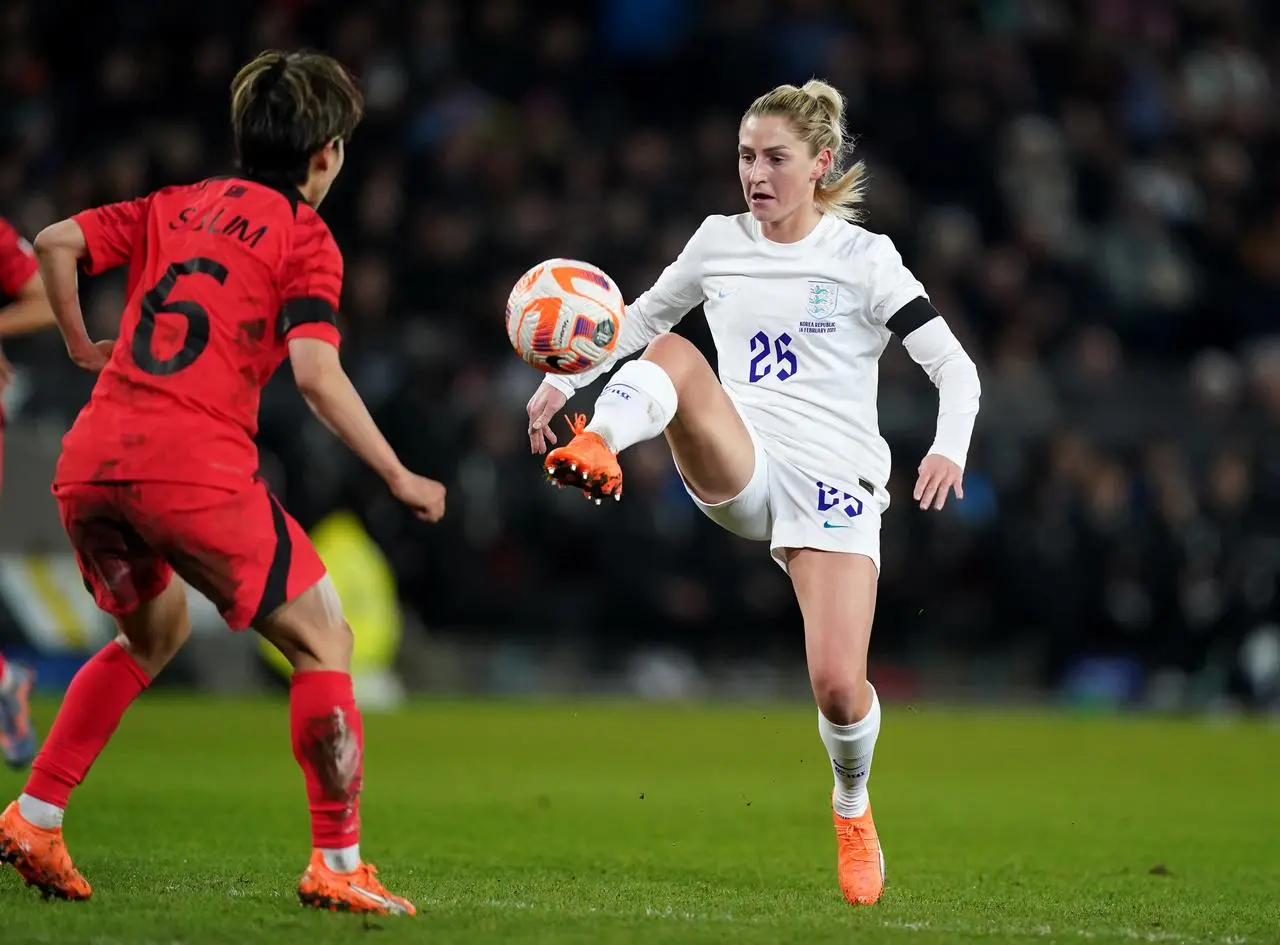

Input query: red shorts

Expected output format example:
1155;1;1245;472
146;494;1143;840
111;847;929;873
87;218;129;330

53;479;326;630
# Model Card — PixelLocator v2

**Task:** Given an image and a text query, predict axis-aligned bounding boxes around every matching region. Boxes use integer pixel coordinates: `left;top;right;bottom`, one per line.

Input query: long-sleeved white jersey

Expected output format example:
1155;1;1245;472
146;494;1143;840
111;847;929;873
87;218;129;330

544;212;980;496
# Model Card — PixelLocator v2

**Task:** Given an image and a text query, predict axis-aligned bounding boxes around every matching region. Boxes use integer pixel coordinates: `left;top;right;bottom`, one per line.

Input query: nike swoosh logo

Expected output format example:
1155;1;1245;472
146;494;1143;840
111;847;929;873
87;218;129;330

715;289;736;299
823;522;850;529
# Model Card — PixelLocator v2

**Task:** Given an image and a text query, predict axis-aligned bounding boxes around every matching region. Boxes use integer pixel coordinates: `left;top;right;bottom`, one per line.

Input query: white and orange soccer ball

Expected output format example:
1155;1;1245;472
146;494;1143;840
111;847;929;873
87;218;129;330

505;258;624;375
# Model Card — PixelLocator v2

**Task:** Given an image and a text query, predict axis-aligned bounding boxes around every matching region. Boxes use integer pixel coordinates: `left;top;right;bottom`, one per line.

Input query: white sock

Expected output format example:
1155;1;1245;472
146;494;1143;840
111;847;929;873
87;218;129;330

322;844;361;874
819;685;881;819
18;793;65;830
584;359;678;454
0;662;14;694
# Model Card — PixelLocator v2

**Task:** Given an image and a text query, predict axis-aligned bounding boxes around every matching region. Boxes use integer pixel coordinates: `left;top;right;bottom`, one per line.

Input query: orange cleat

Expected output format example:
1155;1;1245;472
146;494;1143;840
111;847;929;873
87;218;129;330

832;798;885;905
0;801;92;901
298;850;417;916
543;413;623;503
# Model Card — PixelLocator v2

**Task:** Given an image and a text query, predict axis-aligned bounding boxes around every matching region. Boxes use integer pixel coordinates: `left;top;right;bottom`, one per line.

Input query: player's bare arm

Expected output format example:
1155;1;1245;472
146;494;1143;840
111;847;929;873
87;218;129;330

288;337;446;522
0;272;54;339
32;219;114;373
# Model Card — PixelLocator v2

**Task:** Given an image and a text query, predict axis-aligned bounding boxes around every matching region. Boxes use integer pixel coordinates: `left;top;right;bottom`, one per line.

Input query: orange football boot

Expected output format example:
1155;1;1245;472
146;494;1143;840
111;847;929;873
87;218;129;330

0;801;92;901
544;413;623;503
298;850;417;916
832;797;885;905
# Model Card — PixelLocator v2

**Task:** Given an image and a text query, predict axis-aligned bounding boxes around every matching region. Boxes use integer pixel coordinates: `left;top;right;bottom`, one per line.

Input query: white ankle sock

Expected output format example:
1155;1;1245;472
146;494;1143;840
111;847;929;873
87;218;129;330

819;685;881;819
584;359;678;453
322;844;361;874
19;793;65;830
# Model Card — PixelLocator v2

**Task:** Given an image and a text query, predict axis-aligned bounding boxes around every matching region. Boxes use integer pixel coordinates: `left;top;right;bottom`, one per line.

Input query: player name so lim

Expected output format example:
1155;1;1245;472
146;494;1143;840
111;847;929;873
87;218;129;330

168;187;269;250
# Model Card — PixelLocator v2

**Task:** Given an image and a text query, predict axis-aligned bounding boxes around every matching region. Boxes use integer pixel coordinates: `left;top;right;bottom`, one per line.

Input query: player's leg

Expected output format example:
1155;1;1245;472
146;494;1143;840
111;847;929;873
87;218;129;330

185;481;411;916
786;547;884;905
254;580;415;916
546;333;756;502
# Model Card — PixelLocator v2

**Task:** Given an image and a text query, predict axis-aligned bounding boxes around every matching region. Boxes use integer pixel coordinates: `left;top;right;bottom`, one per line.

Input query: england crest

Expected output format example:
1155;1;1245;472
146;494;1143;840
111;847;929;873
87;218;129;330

805;281;839;320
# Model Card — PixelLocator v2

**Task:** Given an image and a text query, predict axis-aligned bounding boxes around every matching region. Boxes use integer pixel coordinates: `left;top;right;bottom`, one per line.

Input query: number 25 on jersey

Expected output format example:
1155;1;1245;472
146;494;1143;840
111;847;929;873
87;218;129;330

748;331;796;383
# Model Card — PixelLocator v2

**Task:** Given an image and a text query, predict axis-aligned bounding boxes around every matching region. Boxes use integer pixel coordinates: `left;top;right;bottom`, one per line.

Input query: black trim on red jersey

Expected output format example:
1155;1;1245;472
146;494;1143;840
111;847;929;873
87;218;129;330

278;297;338;339
886;296;940;338
253;486;293;624
206;174;302;218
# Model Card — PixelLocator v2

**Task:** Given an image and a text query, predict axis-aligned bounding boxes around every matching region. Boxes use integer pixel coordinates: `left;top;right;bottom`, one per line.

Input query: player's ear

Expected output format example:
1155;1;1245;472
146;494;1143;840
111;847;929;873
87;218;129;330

311;139;341;175
812;147;832;182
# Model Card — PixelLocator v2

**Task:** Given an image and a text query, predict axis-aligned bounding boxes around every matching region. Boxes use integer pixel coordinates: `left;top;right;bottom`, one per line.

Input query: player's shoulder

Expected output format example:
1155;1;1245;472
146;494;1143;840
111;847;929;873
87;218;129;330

688;213;755;249
288;201;340;258
823;218;901;261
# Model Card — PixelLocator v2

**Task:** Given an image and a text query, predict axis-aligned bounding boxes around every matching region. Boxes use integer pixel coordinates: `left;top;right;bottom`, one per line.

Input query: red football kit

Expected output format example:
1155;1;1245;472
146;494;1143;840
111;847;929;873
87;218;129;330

53;177;342;629
0;215;40;492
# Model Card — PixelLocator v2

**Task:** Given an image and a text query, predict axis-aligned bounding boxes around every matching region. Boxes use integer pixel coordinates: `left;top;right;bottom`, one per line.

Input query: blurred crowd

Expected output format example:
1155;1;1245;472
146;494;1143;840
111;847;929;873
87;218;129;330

1;0;1278;703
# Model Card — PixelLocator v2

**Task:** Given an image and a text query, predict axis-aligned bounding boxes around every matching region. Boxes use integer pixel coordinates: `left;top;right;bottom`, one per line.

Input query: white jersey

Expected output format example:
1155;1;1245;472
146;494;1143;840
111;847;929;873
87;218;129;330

556;212;931;493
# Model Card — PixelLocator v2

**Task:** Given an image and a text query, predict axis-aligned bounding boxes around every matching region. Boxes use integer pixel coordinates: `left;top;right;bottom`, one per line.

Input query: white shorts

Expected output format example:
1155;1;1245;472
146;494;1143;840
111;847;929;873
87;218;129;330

675;405;890;574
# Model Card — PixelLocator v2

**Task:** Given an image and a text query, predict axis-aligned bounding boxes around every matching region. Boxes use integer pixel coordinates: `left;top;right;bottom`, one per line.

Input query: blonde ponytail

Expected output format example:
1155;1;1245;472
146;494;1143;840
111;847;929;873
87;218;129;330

743;78;866;222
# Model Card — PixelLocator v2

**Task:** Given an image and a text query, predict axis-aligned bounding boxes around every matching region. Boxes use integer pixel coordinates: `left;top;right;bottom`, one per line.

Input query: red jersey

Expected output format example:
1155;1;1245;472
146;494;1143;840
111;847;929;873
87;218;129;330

55;177;344;489
0;215;39;304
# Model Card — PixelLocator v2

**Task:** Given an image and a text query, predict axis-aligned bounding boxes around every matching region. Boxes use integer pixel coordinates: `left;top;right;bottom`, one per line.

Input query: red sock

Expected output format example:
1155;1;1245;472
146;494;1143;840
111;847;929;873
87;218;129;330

25;641;150;809
291;670;363;851
0;652;7;680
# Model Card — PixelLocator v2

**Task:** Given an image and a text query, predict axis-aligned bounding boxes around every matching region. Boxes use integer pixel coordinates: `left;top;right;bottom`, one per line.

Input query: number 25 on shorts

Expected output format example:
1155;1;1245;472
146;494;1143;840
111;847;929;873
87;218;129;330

748;331;796;383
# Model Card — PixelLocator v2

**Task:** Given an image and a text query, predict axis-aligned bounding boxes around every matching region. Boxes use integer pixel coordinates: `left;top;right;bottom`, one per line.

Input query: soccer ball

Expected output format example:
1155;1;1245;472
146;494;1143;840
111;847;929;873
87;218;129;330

505;258;624;375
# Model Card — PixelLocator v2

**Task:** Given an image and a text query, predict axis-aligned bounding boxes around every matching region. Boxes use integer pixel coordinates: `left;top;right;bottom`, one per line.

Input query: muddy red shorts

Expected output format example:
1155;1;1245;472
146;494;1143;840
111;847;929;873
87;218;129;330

53;479;326;630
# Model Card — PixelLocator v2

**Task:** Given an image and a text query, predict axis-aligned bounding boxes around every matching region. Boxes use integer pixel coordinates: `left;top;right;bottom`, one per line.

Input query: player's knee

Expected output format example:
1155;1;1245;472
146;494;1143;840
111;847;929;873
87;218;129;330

261;576;353;672
810;665;870;725
114;622;189;678
642;333;701;381
301;619;354;672
113;584;192;677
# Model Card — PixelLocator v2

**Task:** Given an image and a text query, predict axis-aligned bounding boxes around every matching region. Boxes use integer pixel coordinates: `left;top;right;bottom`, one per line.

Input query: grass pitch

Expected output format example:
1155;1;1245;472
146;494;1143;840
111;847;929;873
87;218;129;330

1;697;1276;944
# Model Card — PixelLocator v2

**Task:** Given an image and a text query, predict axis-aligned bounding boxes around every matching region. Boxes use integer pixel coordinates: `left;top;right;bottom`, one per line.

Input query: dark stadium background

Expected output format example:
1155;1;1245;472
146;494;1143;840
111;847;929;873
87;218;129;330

1;0;1278;711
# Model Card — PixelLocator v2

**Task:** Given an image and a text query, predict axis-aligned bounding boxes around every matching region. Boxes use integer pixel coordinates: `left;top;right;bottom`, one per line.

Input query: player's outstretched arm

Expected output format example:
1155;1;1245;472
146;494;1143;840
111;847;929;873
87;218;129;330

288;337;446;523
897;307;981;511
32;219;113;372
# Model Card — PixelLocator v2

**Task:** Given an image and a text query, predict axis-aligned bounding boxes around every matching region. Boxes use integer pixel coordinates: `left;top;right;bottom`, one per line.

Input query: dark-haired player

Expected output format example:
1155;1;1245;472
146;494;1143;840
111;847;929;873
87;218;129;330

0;214;55;771
0;50;442;916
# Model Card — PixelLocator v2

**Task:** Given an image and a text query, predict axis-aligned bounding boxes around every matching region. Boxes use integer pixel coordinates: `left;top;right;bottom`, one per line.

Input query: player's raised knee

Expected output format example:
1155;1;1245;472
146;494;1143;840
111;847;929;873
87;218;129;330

810;667;871;726
642;331;696;360
641;332;706;381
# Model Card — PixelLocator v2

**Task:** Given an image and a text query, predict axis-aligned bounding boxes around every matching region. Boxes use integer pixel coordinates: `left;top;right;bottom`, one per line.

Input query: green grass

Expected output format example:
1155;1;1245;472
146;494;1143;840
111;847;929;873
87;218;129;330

2;697;1277;944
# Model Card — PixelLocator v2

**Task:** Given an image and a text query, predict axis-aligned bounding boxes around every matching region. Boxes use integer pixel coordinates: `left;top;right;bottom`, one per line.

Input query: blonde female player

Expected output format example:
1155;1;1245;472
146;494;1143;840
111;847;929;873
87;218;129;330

524;80;981;905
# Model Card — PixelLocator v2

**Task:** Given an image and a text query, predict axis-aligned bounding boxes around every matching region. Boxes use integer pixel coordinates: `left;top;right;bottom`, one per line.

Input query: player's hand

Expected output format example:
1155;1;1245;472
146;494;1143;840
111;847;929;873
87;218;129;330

914;454;963;510
389;470;447;523
527;381;569;454
68;339;114;373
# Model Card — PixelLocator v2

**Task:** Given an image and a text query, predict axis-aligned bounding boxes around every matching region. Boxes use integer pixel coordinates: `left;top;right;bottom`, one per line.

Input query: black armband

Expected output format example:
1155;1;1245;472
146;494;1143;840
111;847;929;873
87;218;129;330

886;296;940;337
278;297;338;337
